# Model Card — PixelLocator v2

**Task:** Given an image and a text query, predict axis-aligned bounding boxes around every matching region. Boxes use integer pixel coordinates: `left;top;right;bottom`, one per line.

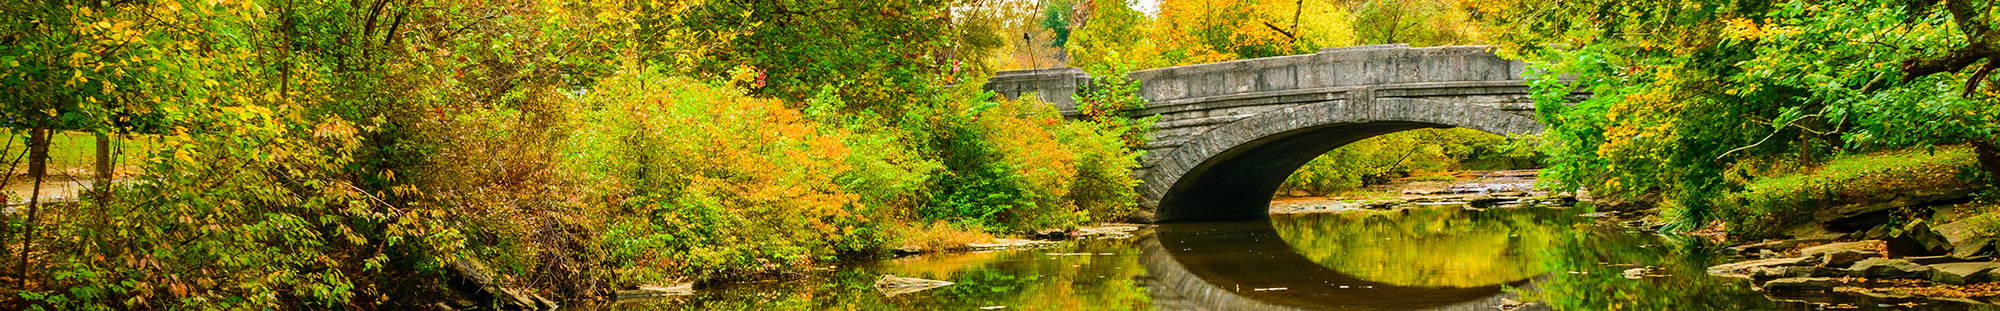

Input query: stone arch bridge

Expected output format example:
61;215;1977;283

982;44;1557;223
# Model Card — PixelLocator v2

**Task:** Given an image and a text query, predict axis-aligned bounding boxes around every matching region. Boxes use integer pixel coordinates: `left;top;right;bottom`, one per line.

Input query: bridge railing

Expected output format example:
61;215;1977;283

981;44;1529;117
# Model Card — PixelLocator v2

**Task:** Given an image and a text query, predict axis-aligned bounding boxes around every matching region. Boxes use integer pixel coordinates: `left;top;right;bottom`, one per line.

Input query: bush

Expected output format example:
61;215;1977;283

915;88;1143;231
567;64;866;282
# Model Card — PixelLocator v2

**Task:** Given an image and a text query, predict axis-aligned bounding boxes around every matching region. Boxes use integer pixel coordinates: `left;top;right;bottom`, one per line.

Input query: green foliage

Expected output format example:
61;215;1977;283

1279;128;1541;196
1066;0;1172;71
913;87;1143;230
1040;1;1077;48
655;0;980;115
1350;0;1484;46
3;0;1142;308
1477;0;2000;231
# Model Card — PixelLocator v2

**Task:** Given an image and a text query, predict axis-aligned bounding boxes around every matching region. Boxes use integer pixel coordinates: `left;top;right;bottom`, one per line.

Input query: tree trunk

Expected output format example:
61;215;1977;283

95;131;111;202
16;127;46;287
1973;139;2000;186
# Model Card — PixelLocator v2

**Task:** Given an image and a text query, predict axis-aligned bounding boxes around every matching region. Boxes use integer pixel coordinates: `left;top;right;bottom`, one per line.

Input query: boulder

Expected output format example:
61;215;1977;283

1761;277;1835;292
1904;220;1953;254
1799;241;1882;268
1928;262;2000;285
1933;220;1994;258
1848;258;1935;280
1882;220;1951;257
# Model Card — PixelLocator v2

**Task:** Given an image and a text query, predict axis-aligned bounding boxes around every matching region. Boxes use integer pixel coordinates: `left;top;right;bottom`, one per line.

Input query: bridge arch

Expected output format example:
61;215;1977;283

984;44;1567;222
1139;98;1542;222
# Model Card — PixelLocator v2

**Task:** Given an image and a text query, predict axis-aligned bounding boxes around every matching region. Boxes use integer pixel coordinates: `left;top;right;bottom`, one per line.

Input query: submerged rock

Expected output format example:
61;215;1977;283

875;274;954;297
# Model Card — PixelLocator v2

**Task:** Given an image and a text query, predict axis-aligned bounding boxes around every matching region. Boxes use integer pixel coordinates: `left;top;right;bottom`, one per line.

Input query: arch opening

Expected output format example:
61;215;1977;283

1143;98;1542;222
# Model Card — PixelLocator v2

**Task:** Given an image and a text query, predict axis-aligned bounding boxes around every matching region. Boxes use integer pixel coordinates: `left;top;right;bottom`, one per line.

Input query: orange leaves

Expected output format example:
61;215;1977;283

575;64;870;279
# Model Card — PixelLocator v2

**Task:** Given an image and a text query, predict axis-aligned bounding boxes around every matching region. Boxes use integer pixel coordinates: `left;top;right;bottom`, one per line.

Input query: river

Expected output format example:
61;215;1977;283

583;203;2000;310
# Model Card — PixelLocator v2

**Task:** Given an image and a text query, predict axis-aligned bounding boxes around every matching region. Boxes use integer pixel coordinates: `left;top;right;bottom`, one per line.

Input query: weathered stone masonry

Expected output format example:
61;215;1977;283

984;44;1554;222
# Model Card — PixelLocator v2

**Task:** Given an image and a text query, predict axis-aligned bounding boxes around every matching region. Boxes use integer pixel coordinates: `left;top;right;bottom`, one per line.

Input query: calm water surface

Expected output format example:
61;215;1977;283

588;205;1999;310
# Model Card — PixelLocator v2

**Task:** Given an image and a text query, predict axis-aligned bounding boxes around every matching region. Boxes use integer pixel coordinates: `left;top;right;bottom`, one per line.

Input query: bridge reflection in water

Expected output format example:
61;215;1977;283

1140;217;1542;311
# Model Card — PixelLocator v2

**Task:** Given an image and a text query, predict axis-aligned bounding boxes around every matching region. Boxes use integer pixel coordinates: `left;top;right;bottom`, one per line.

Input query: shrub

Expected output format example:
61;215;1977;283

567;64;865;282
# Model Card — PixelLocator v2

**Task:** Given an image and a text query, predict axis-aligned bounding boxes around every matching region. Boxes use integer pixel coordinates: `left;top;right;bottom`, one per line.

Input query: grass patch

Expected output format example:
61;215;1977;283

1720;145;1985;238
2;131;152;183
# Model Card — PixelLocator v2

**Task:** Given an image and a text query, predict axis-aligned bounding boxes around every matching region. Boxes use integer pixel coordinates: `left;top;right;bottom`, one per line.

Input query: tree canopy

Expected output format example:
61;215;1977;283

1475;0;2000;229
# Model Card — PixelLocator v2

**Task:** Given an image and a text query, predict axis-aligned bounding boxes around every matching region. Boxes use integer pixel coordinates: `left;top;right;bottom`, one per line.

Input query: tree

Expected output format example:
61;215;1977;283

648;0;982;115
1473;0;2000;230
1348;0;1483;46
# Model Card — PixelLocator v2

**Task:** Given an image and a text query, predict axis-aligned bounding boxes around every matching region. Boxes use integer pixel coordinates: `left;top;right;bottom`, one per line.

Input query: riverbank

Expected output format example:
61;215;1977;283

1630;145;1999;305
1273;165;2000;307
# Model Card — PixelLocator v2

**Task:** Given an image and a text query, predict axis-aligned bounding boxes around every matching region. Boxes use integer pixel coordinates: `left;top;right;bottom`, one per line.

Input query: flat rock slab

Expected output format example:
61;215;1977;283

1929;262;2000;285
1800;240;1883;268
1749;266;1845;281
1710;257;1815;278
1849;258;1935;279
1733;239;1833;256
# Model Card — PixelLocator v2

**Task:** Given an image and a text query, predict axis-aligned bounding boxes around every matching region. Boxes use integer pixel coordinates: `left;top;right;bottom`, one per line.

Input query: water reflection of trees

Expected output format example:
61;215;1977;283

1271;207;1573;288
590;238;1152;310
1527;225;1782;310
